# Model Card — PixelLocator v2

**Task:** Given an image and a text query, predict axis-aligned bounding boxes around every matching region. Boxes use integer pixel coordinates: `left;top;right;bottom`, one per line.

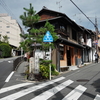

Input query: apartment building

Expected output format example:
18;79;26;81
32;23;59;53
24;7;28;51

0;14;23;47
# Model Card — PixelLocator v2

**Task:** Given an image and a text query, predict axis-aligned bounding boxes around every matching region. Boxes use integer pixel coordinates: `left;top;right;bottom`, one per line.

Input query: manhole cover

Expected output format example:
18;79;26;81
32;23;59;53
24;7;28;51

76;79;89;82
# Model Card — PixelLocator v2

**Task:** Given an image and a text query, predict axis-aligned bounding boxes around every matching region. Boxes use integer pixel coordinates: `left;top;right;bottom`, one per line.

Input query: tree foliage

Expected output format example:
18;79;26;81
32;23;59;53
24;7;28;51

19;3;58;53
0;34;9;43
0;43;11;58
20;3;40;28
0;34;1;42
0;34;11;58
2;35;9;43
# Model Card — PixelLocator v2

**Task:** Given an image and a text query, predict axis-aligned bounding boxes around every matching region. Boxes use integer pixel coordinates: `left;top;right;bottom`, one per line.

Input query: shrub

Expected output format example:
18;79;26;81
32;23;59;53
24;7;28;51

40;59;52;66
40;64;49;79
0;43;12;58
40;64;59;79
51;64;59;76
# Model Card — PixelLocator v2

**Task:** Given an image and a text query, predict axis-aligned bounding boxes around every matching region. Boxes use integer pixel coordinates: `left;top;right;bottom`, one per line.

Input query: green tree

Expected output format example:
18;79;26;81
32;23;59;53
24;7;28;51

20;3;40;53
20;3;58;53
0;43;11;58
0;34;1;42
20;4;59;79
2;35;9;43
20;3;40;28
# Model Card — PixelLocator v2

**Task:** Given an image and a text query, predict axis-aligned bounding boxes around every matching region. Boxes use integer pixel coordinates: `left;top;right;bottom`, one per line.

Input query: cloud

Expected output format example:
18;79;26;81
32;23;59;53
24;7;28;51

0;0;100;31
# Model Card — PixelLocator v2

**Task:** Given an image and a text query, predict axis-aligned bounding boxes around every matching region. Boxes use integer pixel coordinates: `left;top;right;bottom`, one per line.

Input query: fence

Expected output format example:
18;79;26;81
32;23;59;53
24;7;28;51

13;56;24;71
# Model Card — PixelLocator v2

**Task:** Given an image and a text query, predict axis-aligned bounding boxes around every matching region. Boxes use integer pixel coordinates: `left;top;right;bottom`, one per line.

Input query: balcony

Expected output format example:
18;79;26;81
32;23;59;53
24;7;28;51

55;29;69;38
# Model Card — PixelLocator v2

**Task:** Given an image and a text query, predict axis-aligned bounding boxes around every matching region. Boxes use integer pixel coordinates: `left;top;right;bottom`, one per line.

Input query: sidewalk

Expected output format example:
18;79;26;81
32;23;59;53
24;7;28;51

13;61;29;82
17;61;29;74
8;61;29;84
15;61;93;80
2;61;96;88
14;61;92;81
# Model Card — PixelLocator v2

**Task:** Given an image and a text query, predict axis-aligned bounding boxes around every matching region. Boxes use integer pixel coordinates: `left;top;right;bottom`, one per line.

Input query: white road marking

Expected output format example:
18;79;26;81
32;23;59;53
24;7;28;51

5;71;14;82
8;60;13;63
94;94;100;100
0;77;65;100
62;85;87;100
31;80;74;100
0;83;33;94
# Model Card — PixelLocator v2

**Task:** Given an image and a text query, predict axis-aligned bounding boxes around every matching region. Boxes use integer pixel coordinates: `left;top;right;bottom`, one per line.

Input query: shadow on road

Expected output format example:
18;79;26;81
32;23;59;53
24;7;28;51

92;78;100;93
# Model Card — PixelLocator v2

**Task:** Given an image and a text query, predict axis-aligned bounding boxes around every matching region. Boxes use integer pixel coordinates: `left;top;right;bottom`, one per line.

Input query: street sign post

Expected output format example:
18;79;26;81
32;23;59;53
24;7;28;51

43;31;53;80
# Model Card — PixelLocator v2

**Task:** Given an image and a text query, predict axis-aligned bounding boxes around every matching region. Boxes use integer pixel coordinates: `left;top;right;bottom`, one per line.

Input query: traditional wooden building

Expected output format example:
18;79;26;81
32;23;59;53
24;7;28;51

35;7;96;72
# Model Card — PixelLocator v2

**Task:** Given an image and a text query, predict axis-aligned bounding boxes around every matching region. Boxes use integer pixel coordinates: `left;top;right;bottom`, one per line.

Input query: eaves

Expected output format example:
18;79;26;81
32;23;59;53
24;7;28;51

58;37;85;48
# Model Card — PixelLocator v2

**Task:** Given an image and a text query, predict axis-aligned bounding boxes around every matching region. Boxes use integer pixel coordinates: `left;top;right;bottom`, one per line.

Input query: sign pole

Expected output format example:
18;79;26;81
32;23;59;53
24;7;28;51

43;31;53;80
49;42;51;80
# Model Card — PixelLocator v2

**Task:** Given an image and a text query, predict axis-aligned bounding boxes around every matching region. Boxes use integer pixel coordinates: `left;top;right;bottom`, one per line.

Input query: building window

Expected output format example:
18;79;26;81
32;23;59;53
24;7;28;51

6;26;10;28
0;26;2;28
0;31;2;33
59;45;64;60
60;26;65;31
72;29;77;41
87;34;91;39
0;20;2;22
60;25;66;33
6;31;10;34
52;22;59;29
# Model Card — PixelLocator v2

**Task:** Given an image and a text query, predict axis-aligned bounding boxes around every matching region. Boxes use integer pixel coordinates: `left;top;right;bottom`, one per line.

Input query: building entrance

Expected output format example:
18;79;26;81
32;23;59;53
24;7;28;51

67;49;71;66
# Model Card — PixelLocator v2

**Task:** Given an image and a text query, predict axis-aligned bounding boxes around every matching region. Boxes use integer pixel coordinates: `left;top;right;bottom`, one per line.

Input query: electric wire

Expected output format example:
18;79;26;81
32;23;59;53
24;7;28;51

70;0;97;29
0;0;24;31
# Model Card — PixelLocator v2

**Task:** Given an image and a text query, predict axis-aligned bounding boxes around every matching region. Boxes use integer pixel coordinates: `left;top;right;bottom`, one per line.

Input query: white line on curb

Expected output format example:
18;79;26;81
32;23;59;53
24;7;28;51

5;71;14;82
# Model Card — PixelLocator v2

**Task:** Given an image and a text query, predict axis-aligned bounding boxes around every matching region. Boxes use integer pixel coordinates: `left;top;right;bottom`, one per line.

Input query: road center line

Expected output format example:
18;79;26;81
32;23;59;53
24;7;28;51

5;71;14;82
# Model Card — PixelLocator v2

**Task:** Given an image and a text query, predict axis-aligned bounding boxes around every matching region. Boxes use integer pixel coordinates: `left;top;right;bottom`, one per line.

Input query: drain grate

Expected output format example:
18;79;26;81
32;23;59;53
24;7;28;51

76;79;89;82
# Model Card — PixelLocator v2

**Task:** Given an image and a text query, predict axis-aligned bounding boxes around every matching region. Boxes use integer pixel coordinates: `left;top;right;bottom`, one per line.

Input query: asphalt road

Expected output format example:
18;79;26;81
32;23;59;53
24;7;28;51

61;62;100;100
0;57;18;89
0;62;100;100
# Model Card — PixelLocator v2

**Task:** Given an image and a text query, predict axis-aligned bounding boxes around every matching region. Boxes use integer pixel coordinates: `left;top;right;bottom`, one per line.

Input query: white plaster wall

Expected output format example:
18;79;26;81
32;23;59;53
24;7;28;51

87;39;92;47
0;14;22;47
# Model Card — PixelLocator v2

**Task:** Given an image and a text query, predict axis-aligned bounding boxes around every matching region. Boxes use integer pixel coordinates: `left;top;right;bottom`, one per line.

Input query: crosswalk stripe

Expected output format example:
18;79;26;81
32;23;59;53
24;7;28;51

0;83;33;94
94;94;100;100
31;79;74;100
62;85;87;100
0;77;65;100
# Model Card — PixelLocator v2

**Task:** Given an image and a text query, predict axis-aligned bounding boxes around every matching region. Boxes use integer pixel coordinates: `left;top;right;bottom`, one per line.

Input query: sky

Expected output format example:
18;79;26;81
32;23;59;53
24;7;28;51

0;0;100;32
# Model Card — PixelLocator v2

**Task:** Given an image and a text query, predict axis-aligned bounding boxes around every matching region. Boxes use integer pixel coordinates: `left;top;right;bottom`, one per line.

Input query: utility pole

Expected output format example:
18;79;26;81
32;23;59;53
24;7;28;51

95;17;99;52
70;0;99;52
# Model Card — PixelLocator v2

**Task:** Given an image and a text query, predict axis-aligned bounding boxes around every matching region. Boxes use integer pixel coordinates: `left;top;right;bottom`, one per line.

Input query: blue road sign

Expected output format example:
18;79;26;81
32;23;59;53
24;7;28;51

43;31;53;42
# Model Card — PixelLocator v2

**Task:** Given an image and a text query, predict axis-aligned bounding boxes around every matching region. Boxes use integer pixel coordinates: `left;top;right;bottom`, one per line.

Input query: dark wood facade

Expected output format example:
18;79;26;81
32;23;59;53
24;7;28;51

35;7;96;72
